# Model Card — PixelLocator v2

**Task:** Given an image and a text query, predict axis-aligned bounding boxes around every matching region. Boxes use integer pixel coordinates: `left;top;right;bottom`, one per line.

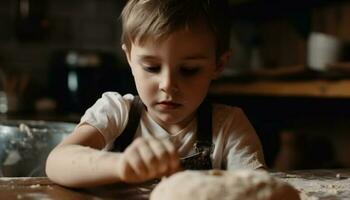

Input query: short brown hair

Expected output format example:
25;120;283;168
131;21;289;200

121;0;230;57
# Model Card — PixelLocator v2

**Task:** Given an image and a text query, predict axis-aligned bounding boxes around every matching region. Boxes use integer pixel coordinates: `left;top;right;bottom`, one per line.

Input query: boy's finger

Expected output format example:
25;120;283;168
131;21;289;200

124;148;148;180
136;141;158;177
162;138;176;154
117;155;138;182
147;138;170;173
162;139;180;171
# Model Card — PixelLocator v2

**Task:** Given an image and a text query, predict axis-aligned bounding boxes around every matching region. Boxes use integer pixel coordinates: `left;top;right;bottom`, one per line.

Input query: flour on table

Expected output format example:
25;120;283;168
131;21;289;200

150;169;300;200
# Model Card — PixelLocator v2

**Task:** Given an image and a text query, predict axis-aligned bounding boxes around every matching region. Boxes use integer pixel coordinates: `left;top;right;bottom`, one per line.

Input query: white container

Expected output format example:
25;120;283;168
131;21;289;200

0;91;8;114
307;32;342;71
0;71;8;114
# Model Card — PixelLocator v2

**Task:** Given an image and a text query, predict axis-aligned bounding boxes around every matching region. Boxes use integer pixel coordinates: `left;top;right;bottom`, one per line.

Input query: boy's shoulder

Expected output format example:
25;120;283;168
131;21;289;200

91;92;137;112
212;103;246;126
100;92;135;103
213;103;243;116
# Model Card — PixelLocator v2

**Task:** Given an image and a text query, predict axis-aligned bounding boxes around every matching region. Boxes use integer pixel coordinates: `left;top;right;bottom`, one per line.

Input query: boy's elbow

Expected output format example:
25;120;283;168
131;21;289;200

45;147;69;186
45;148;58;181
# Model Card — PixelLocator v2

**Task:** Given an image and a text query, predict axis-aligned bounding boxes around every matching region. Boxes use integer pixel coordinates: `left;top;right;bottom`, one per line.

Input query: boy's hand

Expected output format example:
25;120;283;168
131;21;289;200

116;137;180;183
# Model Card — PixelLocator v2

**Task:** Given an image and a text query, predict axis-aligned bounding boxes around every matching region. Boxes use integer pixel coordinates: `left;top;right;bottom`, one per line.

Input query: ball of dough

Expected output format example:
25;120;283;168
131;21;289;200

150;170;300;200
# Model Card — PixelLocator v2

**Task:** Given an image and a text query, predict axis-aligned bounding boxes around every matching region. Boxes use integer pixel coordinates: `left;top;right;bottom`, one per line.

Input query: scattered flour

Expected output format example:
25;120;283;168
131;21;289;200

29;184;41;188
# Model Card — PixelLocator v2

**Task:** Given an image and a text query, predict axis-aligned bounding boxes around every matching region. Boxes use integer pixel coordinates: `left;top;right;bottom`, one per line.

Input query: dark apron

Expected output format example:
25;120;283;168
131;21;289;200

111;96;213;170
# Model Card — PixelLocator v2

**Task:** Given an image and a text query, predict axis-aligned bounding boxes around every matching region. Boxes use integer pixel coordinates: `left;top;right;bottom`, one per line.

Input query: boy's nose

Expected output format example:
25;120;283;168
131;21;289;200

159;73;179;94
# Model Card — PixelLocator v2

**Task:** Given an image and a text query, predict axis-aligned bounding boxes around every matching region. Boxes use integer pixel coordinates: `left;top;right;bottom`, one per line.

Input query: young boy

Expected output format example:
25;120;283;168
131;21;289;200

46;0;266;188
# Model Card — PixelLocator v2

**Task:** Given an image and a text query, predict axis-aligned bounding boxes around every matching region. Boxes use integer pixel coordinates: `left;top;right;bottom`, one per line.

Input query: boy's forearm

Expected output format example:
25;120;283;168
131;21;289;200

46;144;122;188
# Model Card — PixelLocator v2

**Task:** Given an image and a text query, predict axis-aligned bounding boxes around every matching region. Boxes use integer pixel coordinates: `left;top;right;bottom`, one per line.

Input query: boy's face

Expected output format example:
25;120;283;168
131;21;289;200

124;25;227;132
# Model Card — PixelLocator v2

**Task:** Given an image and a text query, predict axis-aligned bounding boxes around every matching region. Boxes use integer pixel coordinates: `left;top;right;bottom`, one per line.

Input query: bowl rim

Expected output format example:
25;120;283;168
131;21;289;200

0;120;76;133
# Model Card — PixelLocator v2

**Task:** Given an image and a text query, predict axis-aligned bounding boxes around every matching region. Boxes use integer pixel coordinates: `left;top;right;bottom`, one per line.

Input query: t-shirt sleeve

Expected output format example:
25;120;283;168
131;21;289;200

222;107;266;170
77;92;133;148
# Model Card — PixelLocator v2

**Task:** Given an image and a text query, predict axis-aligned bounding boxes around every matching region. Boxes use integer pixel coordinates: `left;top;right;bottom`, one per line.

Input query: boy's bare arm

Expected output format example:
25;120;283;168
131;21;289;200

45;124;123;187
46;124;180;188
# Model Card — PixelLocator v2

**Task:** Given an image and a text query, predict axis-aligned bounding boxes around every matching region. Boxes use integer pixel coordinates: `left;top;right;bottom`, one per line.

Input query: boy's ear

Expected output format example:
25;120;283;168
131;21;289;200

122;44;137;77
213;50;232;79
121;44;131;64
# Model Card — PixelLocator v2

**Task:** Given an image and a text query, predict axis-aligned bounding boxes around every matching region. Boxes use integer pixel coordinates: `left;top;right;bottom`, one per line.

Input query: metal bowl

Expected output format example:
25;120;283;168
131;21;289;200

0;120;76;177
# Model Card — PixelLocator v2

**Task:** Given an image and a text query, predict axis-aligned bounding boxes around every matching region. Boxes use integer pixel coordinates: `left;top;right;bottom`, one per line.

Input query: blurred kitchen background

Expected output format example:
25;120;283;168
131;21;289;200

1;0;350;171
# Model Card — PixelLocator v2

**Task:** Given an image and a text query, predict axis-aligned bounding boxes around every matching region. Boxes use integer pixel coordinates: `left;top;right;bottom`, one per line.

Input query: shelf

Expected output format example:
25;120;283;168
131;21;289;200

209;79;350;98
228;0;344;20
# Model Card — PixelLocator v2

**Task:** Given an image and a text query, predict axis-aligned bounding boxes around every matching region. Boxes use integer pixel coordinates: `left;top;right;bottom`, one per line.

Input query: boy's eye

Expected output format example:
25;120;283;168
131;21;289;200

143;66;160;73
180;67;200;76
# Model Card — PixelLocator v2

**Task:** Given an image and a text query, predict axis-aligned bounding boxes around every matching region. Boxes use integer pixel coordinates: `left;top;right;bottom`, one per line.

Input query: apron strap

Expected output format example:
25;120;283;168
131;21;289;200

196;98;213;150
111;96;143;152
180;99;213;170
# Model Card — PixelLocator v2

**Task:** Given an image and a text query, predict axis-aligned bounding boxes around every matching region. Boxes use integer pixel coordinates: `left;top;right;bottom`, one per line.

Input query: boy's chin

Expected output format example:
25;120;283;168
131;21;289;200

155;112;191;125
157;114;184;123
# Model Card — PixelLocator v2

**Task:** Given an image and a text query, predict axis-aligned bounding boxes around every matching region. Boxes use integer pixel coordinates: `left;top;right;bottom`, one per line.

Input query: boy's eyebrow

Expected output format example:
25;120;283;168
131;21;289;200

137;54;210;61
182;54;210;60
137;55;159;61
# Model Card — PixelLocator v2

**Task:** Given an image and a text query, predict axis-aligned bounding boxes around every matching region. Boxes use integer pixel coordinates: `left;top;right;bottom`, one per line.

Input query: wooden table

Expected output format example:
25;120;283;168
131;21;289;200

271;169;350;200
0;177;157;200
0;169;349;200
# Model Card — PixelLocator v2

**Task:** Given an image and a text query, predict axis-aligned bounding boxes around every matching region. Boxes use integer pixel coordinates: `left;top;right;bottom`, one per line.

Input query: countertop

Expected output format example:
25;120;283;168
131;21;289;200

271;169;350;199
0;176;157;200
0;169;349;200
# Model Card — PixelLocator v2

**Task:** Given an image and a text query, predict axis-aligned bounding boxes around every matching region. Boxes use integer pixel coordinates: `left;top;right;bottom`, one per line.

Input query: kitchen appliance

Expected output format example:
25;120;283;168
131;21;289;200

15;0;49;42
49;50;136;113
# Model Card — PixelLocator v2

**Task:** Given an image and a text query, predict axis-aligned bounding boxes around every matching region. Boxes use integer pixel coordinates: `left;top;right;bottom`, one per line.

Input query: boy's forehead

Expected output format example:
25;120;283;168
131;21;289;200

130;29;216;61
134;22;215;47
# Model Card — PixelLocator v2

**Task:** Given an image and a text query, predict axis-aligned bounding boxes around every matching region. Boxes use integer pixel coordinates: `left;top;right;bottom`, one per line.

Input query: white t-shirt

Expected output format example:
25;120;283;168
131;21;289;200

78;92;266;170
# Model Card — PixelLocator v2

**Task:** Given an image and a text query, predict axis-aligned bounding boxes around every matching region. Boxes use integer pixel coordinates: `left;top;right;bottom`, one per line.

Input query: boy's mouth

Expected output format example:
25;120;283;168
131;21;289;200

157;101;182;110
